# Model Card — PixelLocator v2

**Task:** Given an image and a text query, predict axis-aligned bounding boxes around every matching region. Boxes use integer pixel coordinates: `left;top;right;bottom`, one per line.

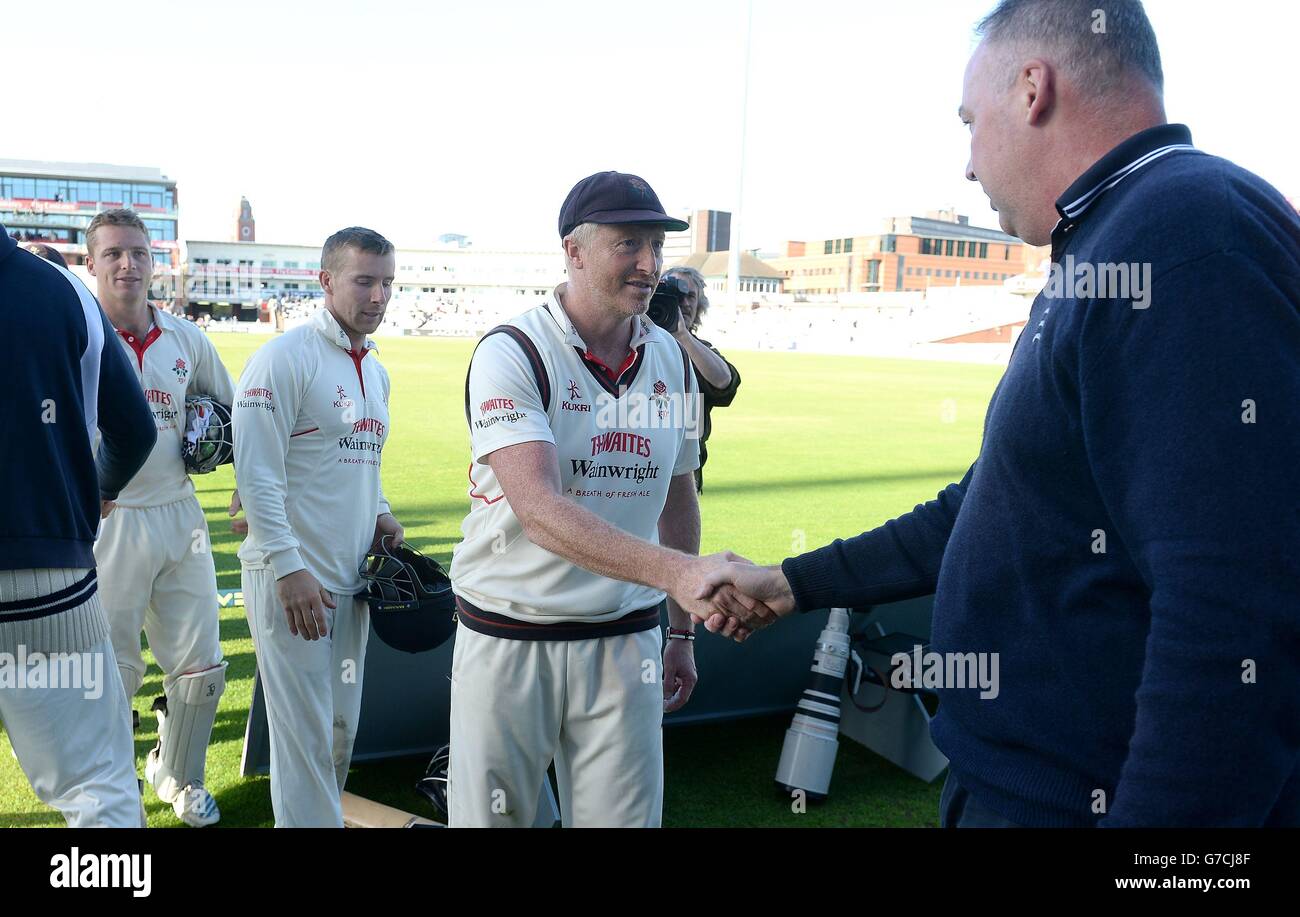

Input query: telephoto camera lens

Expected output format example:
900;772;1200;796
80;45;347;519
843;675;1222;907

774;608;852;801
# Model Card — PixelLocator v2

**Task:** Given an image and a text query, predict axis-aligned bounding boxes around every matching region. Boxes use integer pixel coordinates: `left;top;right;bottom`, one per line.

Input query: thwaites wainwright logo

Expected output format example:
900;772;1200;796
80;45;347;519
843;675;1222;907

172;357;188;383
652;379;669;419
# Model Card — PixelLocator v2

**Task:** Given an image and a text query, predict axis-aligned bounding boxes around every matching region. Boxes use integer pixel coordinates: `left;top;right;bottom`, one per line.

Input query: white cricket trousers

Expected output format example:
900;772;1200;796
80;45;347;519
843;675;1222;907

242;564;368;827
94;496;224;702
0;568;141;828
448;623;663;828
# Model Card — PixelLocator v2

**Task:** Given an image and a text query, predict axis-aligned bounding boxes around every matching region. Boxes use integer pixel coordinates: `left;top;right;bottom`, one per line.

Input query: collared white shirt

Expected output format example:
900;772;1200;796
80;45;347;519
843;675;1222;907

234;307;391;595
451;288;701;622
105;304;235;507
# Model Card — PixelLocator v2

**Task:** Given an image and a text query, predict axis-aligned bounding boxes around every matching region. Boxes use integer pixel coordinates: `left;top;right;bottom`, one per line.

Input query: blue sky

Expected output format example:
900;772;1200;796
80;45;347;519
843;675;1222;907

8;0;1294;251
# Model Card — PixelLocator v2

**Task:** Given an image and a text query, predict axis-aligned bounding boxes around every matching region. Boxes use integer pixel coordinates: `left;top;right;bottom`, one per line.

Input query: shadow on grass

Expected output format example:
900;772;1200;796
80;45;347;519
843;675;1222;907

700;468;967;498
0;810;65;827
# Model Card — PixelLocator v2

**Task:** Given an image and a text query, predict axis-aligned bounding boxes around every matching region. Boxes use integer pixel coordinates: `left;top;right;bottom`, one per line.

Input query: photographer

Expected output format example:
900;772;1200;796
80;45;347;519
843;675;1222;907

657;266;741;492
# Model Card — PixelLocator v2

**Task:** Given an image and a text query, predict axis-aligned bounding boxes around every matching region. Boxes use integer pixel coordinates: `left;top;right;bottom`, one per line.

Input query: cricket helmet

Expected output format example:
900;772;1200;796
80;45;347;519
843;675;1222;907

415;743;450;823
181;396;234;474
357;537;456;654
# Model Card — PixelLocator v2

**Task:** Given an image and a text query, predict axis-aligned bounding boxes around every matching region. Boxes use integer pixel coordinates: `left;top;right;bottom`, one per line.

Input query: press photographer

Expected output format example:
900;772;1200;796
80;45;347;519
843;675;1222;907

648;266;741;491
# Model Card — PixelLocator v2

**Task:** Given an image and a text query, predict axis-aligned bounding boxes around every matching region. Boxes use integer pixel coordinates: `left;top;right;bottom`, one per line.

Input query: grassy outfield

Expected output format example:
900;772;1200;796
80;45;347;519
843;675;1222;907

0;332;1002;827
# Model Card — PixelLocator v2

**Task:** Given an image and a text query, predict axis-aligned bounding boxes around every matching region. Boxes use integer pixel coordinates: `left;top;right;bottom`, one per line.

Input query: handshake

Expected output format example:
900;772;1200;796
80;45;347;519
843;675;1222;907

669;552;799;642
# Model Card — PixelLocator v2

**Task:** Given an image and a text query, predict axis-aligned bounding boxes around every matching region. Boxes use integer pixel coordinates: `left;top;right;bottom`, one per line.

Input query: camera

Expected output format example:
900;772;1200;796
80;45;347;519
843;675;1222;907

647;275;690;331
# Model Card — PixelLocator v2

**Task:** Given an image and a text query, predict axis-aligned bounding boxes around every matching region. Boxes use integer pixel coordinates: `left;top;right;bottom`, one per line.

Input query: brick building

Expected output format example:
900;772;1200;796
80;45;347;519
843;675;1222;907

765;209;1047;296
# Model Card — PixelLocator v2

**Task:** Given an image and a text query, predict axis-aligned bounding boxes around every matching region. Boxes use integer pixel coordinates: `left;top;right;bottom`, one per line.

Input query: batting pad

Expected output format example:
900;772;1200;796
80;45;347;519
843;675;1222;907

152;661;227;800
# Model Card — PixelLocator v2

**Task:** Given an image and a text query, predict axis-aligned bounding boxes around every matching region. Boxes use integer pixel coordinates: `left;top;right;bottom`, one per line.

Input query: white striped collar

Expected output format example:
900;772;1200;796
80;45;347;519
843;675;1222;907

1055;124;1198;224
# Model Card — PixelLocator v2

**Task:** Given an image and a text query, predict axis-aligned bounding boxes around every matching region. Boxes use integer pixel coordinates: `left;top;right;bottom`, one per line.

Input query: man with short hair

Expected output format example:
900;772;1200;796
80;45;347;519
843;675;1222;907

0;223;156;827
234;226;404;827
85;208;236;827
448;172;757;828
704;0;1300;827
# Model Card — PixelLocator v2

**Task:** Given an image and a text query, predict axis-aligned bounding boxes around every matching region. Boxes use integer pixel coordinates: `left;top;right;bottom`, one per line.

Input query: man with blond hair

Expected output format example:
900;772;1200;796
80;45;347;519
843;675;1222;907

448;172;764;828
87;208;235;827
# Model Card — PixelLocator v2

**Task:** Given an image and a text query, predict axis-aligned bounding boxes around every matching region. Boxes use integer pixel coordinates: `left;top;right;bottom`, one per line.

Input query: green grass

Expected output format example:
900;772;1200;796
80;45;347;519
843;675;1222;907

0;333;1001;827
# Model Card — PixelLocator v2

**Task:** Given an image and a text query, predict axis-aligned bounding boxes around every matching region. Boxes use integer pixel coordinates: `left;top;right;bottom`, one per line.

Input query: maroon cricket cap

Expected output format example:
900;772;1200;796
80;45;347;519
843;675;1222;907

558;171;690;239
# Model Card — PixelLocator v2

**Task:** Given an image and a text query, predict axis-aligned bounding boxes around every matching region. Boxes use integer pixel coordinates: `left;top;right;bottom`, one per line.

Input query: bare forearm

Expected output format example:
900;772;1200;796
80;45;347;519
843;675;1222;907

520;492;686;594
658;475;701;629
674;331;732;389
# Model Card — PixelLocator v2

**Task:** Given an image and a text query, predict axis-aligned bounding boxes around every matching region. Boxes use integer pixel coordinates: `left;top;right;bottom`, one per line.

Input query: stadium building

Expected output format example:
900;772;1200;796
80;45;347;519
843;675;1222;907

181;231;565;330
765;209;1046;297
391;246;564;309
0;159;180;297
183;240;323;320
671;250;784;297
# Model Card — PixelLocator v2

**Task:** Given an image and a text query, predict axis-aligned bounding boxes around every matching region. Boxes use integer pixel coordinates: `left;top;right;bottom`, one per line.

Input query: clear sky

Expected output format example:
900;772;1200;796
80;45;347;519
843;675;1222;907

7;0;1294;252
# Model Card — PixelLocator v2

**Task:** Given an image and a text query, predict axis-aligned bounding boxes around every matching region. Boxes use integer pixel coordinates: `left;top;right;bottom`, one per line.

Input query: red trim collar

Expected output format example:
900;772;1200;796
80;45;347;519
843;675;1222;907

582;347;637;385
117;324;162;371
347;347;370;397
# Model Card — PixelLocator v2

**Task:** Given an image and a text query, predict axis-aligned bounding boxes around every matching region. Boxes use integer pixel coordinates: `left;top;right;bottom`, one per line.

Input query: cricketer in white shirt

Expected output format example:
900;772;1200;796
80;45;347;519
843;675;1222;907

447;213;755;828
233;231;401;827
87;214;233;827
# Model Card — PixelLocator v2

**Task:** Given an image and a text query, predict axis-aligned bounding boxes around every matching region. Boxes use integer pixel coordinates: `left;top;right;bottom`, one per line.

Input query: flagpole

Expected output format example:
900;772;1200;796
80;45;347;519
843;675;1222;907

729;0;754;309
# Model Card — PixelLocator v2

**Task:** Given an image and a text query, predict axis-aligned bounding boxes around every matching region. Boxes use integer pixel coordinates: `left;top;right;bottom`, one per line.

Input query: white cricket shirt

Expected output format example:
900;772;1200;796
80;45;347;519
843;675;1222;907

233;307;391;596
450;288;700;627
108;305;236;508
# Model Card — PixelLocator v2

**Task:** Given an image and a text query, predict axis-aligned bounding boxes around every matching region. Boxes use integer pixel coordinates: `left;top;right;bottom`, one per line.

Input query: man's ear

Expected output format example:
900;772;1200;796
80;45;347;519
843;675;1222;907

563;237;583;270
319;269;333;295
85;251;98;277
1022;58;1055;126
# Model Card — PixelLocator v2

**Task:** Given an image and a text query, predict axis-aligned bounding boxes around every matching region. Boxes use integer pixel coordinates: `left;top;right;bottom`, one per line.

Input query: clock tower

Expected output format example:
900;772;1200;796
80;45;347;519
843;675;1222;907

237;196;255;242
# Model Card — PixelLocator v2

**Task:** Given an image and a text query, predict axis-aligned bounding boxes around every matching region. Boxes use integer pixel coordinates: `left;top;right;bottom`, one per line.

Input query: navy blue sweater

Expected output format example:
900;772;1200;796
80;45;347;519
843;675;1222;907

783;125;1300;827
0;227;156;570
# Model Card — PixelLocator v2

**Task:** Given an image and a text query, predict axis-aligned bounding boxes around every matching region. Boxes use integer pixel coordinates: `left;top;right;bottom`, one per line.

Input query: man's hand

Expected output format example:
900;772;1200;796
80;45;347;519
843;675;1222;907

695;560;797;637
665;552;784;642
667;551;753;625
100;500;116;519
228;489;247;535
275;569;336;641
371;513;405;552
671;306;691;340
662;637;698;713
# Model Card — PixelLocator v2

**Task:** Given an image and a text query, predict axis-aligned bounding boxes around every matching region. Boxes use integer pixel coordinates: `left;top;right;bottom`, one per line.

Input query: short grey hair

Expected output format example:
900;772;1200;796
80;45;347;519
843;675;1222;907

562;221;599;253
975;0;1163;95
321;226;394;275
664;265;709;331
